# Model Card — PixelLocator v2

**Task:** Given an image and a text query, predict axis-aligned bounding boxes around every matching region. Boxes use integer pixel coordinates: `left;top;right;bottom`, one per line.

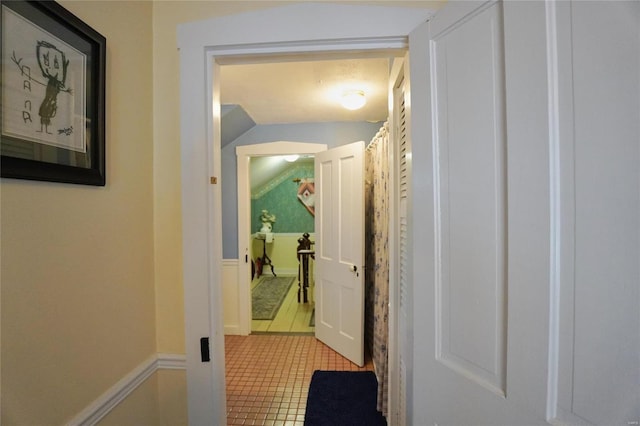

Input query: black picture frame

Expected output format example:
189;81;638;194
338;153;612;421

1;0;106;186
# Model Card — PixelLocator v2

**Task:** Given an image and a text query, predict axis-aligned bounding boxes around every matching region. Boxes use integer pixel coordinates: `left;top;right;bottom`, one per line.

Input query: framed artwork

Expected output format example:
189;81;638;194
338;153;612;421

1;0;106;185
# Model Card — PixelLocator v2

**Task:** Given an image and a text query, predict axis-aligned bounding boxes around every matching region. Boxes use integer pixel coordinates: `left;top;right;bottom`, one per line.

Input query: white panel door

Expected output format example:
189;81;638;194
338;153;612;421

314;141;365;367
408;1;640;425
408;1;549;424
432;1;507;395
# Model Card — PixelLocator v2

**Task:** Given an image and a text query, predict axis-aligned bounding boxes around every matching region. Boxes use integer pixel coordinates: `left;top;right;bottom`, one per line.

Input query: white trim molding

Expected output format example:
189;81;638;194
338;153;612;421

156;353;188;370
66;353;186;426
179;4;435;423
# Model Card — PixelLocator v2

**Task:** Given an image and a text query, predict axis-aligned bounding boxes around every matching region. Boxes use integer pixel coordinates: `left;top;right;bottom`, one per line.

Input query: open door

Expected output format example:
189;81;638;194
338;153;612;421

314;141;365;367
406;1;640;425
407;2;546;424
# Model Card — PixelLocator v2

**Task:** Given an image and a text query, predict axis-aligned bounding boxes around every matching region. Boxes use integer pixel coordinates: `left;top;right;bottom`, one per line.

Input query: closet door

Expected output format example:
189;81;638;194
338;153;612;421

388;57;410;426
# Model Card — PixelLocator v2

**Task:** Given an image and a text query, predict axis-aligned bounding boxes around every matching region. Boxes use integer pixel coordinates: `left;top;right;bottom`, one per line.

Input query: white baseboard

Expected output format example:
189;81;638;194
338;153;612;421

272;268;298;276
66;353;186;426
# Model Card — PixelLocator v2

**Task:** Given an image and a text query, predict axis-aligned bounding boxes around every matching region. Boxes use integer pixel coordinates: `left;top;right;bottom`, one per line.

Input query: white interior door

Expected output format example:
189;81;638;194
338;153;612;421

408;1;640;425
388;56;410;426
408;2;548;424
314;141;365;367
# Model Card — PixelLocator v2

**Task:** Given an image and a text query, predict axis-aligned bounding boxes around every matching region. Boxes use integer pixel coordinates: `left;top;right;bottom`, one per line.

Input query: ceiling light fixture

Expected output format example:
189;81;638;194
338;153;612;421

283;155;299;162
340;90;366;110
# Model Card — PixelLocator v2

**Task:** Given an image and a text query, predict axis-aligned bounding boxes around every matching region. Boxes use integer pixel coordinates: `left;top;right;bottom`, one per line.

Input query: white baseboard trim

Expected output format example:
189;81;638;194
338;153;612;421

66;353;186;426
272;269;298;277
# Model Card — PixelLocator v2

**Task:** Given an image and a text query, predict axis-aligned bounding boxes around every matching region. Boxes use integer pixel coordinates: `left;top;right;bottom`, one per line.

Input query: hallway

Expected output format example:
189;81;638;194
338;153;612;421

225;335;374;425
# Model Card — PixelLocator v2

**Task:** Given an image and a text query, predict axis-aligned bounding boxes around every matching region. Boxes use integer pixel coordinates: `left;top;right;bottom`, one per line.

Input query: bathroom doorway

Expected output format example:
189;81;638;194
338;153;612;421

248;153;316;334
235;142;327;336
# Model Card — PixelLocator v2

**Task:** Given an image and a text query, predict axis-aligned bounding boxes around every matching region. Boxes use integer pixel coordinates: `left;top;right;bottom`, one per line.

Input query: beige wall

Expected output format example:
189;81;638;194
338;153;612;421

97;369;187;426
98;373;160;426
152;0;292;356
1;1;156;424
157;369;189;426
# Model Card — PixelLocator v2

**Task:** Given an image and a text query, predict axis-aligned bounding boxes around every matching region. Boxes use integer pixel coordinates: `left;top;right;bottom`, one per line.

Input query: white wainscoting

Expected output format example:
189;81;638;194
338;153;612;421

223;259;241;335
250;233;314;277
66;353;186;426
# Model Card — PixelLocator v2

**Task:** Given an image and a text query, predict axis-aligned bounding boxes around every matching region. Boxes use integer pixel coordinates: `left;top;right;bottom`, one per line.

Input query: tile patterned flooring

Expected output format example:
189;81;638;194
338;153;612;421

225;334;374;426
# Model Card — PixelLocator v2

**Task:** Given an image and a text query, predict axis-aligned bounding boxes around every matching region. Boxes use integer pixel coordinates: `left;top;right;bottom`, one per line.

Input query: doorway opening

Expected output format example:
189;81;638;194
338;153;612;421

230;141;329;336
177;4;432;419
248;154;316;334
227;138;378;423
219;54;397;339
219;54;395;422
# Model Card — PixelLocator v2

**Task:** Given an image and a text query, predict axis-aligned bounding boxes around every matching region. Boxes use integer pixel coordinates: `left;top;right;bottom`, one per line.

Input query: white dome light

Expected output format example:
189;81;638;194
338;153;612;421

340;90;366;110
283;155;299;162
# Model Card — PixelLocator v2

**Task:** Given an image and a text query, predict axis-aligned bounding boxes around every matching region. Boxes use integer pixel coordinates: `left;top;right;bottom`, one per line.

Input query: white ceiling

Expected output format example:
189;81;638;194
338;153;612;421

220;57;393;124
217;0;447;124
221;56;396;193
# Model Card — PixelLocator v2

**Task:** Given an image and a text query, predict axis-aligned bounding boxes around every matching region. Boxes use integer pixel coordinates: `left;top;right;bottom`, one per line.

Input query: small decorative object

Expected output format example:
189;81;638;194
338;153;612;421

260;209;276;233
297;178;315;216
1;1;106;185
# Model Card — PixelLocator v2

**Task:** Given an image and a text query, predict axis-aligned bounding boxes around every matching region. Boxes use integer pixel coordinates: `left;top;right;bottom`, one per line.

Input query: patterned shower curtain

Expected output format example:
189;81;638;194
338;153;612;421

364;122;389;417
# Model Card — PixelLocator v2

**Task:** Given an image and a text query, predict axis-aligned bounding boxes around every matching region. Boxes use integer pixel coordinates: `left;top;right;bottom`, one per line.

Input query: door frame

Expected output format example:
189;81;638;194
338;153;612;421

178;4;435;424
387;56;405;426
236;142;328;335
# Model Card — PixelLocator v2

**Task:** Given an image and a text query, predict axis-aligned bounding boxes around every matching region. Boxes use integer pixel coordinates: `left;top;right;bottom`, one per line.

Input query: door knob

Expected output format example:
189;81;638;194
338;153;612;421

350;265;359;277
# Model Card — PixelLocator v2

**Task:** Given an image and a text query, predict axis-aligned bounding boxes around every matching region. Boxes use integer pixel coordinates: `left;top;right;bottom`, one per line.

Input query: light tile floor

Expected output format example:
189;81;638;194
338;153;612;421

225;334;374;426
251;275;315;334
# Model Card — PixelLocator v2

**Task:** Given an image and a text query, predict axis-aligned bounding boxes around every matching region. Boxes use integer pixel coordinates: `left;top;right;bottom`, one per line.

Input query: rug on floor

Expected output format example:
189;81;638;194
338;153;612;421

304;370;387;426
251;276;295;320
